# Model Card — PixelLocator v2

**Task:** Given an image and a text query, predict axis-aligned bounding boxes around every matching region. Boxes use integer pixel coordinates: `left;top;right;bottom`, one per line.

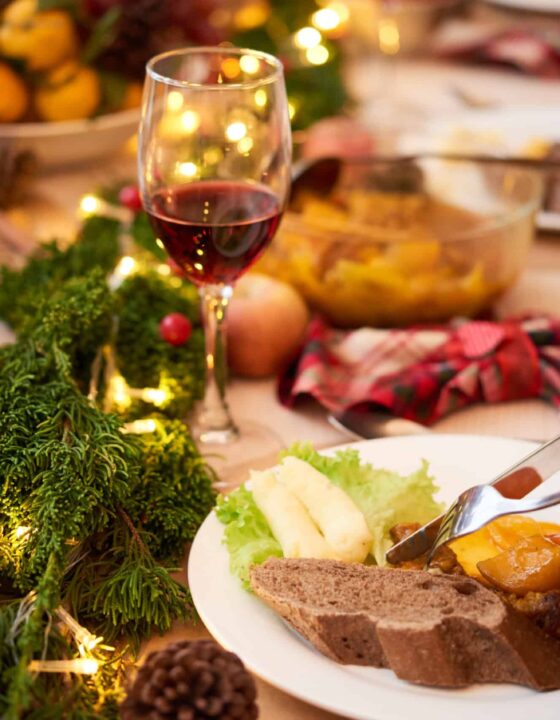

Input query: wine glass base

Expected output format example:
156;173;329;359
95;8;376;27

196;418;286;492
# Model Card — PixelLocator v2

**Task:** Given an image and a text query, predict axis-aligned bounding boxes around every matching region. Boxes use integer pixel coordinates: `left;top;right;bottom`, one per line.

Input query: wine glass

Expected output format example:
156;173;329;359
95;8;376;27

139;47;291;448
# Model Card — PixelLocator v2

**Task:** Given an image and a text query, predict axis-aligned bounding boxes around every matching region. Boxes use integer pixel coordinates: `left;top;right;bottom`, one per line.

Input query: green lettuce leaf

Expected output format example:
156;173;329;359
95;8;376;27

215;486;282;588
215;443;444;585
283;443;444;565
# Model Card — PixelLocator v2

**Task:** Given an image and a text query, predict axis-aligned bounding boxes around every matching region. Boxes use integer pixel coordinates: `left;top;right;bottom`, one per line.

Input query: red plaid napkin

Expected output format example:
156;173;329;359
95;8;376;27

279;316;560;425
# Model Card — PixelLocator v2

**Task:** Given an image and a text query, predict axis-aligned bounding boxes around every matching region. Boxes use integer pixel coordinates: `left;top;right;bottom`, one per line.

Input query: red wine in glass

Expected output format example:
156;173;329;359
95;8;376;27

147;180;282;286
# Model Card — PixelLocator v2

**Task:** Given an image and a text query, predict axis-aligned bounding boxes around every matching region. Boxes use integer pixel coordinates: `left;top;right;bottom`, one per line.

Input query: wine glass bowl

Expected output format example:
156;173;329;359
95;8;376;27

139;47;291;444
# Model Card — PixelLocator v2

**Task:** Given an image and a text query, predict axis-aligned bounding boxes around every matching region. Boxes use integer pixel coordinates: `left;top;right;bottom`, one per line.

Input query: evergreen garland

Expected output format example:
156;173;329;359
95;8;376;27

115;272;205;421
0;197;216;718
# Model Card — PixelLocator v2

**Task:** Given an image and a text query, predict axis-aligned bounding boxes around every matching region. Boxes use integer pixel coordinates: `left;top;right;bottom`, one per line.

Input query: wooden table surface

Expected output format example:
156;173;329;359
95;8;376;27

2;57;560;720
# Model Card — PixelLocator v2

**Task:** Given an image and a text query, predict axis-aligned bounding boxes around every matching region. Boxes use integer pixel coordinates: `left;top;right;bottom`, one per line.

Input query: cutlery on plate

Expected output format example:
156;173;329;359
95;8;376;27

328;408;430;440
426;477;560;565
386;433;560;565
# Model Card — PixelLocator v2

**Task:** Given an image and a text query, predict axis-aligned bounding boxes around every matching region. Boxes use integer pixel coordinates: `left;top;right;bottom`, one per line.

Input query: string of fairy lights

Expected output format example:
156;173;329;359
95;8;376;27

9;593;111;677
8;192;172;677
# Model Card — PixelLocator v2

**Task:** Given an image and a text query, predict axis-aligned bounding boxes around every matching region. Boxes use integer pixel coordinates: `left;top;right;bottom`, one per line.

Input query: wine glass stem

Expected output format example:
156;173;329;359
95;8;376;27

197;284;239;444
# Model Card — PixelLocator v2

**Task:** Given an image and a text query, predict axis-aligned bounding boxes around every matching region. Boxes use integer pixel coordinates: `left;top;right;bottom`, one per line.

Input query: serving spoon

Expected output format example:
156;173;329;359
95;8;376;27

291;154;560;204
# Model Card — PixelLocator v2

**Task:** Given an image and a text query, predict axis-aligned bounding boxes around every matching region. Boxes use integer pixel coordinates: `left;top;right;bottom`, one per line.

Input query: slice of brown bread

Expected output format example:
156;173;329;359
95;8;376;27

250;557;560;690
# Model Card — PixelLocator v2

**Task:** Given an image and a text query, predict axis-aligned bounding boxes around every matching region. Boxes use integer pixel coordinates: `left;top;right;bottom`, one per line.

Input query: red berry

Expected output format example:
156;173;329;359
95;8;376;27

159;313;192;346
167;258;186;277
118;185;143;213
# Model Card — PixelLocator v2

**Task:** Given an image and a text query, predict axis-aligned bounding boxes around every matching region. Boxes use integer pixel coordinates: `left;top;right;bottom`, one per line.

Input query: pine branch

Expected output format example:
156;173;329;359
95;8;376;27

0;216;120;335
0;193;215;718
115;272;205;419
127;418;216;563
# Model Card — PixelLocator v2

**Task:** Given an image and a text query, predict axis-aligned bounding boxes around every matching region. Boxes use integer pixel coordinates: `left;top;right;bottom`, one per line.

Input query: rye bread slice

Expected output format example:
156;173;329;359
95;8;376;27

250;557;560;690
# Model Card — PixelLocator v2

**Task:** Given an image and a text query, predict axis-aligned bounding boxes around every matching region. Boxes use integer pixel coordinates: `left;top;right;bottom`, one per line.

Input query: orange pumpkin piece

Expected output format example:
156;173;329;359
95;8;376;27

477;534;560;595
488;515;560;551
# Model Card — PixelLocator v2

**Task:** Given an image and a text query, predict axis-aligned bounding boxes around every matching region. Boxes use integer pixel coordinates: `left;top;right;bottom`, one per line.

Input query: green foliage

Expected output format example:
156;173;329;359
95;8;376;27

127;419;217;563
285;57;347;131
129;212;167;261
233;0;348;130
81;6;123;64
0;216;120;334
98;71;128;114
37;0;78;13
115;272;205;419
63;511;193;646
0;201;215;718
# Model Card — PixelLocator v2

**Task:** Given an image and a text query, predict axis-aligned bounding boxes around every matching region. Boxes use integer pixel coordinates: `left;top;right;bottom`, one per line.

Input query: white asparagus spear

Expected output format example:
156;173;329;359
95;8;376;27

251;470;334;559
276;457;372;563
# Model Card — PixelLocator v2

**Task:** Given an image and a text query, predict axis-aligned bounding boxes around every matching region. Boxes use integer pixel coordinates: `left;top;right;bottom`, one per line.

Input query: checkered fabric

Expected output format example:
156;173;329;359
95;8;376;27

279;316;560;425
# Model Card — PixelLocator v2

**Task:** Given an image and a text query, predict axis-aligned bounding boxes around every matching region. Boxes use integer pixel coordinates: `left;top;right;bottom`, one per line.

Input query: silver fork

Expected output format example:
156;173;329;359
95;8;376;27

427;482;560;564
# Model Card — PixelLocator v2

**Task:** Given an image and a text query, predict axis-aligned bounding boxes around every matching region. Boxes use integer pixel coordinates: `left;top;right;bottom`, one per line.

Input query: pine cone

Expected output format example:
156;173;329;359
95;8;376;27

120;640;259;720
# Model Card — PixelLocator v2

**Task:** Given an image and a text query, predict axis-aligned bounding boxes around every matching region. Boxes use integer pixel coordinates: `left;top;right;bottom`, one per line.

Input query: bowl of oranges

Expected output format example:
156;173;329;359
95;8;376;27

0;0;148;168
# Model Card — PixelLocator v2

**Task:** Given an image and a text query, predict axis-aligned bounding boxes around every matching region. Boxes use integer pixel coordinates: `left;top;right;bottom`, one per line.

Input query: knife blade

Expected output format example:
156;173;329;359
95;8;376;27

328;409;430;440
385;434;560;565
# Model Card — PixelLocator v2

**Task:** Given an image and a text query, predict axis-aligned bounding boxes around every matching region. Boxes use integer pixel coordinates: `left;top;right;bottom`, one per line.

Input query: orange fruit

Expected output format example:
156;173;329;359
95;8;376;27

120;82;143;110
35;62;100;121
0;61;28;122
0;1;78;71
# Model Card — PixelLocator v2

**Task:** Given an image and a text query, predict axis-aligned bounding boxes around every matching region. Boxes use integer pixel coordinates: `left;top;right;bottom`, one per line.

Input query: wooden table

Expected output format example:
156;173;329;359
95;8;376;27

2;58;560;720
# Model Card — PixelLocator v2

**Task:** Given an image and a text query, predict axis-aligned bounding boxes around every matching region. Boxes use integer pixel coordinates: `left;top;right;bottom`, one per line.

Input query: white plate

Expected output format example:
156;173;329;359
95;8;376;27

0;108;140;169
401;106;560;157
485;0;560;13
188;434;560;720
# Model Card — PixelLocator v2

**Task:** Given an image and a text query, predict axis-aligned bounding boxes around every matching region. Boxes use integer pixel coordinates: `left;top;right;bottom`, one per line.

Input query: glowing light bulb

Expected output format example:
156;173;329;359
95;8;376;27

110;374;131;411
237;137;254;154
157;264;171;276
29;658;99;675
180;110;200;133
288;101;297;120
204;146;223;165
167;90;183;112
177;161;198;178
254;88;267;108
80;194;99;215
240;54;260;74
312;8;341;31
379;18;400;55
141;388;168;406
306;45;329;65
15;526;31;539
294;26;321;49
221;57;240;79
122;419;158;434
115;256;137;278
225;121;247;142
55;607;104;652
